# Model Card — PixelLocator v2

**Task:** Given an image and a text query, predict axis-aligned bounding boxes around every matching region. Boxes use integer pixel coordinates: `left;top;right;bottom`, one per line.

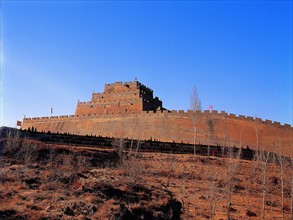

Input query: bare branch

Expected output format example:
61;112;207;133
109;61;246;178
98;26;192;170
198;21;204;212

190;85;202;112
190;85;202;156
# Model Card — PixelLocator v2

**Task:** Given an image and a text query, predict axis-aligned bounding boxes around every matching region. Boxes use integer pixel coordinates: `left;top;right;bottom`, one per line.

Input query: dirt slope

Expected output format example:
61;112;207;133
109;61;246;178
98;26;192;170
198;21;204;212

0;137;292;219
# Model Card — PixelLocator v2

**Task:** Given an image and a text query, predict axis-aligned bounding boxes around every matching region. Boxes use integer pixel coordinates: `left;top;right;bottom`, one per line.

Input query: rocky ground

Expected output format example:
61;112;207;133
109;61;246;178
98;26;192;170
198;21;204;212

0;136;292;219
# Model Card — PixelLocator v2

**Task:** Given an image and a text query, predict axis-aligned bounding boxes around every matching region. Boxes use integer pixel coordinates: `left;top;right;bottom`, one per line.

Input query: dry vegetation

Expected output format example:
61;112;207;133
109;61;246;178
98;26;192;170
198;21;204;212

0;128;292;220
0;129;181;220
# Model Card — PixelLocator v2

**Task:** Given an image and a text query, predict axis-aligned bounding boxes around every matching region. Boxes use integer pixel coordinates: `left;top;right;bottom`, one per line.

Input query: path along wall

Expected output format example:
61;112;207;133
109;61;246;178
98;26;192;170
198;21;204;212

21;110;293;157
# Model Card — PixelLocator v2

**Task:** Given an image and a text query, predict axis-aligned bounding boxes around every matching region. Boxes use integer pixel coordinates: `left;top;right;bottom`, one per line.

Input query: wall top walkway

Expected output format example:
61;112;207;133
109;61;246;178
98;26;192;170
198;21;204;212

23;109;292;128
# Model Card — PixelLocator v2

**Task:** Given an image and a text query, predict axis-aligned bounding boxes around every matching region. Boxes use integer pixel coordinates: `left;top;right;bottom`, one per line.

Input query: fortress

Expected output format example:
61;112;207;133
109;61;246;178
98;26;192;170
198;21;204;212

21;80;292;156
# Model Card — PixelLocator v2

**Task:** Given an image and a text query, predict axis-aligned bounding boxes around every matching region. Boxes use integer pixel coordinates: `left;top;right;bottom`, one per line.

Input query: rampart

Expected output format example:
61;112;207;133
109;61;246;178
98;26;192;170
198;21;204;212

21;81;293;157
21;110;292;156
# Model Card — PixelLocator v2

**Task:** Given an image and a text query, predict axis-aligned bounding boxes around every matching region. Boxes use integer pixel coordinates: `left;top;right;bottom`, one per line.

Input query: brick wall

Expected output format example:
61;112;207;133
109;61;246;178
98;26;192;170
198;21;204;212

21;110;293;157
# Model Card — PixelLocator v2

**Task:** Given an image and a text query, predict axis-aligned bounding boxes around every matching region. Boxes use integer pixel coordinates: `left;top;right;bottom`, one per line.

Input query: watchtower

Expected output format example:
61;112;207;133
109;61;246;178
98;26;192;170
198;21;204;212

75;80;164;115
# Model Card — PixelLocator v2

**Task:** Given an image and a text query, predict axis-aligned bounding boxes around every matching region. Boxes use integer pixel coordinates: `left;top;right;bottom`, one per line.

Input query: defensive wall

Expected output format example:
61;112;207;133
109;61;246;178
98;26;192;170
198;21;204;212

21;109;293;157
21;80;292;157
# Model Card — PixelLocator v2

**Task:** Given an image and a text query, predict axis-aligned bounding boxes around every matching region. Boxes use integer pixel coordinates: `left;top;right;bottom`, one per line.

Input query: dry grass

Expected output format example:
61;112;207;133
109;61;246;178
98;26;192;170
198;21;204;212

0;133;292;219
0;142;181;219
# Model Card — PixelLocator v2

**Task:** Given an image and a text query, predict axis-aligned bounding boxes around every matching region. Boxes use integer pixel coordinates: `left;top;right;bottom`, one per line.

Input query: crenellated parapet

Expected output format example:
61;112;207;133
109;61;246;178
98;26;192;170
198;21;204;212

23;109;292;130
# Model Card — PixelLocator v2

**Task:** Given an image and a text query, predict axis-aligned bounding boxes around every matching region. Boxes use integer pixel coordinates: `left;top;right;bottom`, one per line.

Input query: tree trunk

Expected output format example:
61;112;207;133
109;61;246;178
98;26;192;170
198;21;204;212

193;127;197;156
280;157;284;220
291;158;293;220
261;151;270;220
262;181;266;220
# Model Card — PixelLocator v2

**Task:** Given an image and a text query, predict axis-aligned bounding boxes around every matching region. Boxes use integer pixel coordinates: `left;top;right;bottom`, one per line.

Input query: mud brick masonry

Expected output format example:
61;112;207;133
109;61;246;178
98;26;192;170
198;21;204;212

21;80;292;156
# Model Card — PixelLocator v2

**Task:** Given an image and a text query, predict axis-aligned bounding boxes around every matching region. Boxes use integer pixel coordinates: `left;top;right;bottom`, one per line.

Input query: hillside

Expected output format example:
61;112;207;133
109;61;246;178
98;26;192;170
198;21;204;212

0;127;292;219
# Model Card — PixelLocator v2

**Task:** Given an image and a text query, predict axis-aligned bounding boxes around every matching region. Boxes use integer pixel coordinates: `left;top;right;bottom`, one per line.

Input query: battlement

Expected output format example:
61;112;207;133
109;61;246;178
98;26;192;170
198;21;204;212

136;81;153;93
104;80;153;94
23;109;292;130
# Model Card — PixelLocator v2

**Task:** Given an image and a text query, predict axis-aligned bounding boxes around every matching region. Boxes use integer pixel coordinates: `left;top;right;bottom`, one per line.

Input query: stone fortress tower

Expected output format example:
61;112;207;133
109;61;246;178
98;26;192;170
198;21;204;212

75;81;164;116
21;80;292;157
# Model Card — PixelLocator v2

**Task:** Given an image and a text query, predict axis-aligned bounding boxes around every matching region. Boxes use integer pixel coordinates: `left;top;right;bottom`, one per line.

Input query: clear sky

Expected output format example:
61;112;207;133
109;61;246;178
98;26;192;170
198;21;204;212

0;0;292;127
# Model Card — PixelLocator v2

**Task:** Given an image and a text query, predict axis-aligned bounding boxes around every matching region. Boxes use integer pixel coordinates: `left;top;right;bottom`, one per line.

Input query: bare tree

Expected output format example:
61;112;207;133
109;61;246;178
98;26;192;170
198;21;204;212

190;85;202;156
225;147;242;219
290;157;293;220
178;179;190;219
120;154;144;185
134;139;142;156
2;128;39;167
112;114;128;161
166;153;176;187
112;137;127;161
277;153;285;220
239;123;245;148
260;150;270;220
20;139;38;166
48;150;66;183
220;114;227;158
3;128;21;157
207;169;219;219
129;117;139;154
244;149;260;216
254;117;262;160
207;114;215;156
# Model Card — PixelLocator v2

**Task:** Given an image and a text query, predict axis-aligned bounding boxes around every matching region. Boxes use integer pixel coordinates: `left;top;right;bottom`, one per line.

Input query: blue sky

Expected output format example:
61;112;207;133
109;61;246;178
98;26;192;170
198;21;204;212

1;0;292;127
